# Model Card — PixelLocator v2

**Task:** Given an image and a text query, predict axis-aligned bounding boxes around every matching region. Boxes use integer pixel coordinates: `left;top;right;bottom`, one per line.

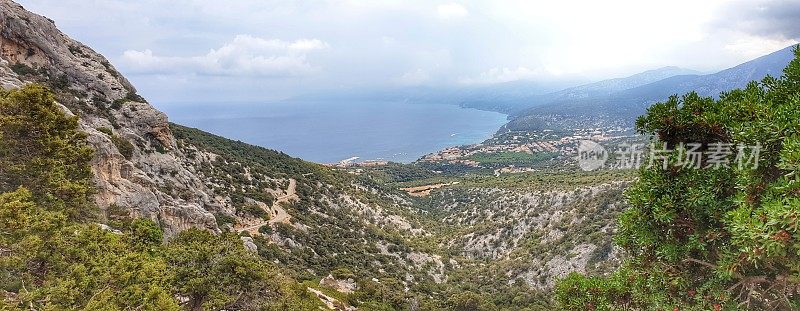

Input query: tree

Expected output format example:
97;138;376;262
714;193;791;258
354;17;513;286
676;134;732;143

555;47;800;310
0;84;322;311
166;229;317;310
0;84;94;220
0;85;179;310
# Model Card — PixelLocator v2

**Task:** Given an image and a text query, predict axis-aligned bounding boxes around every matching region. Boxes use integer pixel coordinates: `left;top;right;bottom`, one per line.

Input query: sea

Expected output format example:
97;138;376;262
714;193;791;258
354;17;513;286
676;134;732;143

157;100;508;164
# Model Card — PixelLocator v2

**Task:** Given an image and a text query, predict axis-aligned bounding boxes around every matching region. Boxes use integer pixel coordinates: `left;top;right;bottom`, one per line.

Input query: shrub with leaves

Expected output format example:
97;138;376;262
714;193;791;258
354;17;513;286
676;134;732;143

556;47;800;310
0;85;319;310
0;84;94;220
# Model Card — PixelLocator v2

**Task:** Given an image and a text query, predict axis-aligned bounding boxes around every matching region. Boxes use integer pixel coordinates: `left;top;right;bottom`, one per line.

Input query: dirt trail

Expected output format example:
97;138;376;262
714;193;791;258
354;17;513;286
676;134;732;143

238;179;297;234
400;182;459;197
307;287;355;311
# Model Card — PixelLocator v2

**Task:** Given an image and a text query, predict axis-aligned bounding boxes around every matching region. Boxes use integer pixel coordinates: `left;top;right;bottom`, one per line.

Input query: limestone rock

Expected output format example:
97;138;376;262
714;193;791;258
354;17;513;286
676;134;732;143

0;58;21;89
0;0;221;237
319;274;358;294
240;236;258;253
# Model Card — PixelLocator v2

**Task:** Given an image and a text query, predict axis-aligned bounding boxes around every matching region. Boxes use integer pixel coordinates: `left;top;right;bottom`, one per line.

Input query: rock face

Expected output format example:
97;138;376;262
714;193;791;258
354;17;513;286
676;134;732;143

319;274;358;294
0;58;21;89
0;0;219;237
429;181;629;289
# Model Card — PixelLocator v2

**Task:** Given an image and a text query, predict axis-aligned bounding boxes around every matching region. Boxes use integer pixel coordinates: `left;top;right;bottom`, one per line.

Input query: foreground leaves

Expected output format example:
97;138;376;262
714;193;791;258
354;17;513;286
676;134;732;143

0;85;317;310
556;47;800;310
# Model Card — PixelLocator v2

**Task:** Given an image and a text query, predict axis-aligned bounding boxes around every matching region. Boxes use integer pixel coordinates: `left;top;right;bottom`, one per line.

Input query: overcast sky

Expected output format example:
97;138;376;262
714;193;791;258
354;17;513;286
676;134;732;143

15;0;800;104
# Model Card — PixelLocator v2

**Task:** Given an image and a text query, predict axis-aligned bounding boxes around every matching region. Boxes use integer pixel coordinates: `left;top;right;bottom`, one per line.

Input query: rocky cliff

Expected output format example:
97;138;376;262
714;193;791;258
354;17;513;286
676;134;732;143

0;3;434;282
0;0;218;237
0;3;629;307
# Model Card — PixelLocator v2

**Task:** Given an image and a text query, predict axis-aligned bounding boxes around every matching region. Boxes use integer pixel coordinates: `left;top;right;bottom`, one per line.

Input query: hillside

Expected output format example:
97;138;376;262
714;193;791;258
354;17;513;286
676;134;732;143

463;66;700;114
0;0;445;298
504;45;797;132
0;1;636;310
559;48;800;310
1;1;797;310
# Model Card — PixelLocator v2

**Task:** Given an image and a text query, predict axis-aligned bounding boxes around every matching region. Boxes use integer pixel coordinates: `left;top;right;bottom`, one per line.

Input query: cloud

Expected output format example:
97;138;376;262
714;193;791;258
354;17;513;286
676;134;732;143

437;3;468;19
287;39;329;51
397;69;431;85
713;0;800;39
20;0;800;103
120;35;327;77
723;36;799;58
459;66;545;84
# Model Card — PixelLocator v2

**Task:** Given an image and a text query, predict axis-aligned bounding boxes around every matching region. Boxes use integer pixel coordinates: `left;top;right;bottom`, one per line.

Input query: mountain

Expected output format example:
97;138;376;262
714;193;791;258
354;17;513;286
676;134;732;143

609;45;795;113
2;1;794;309
0;0;454;279
0;1;629;309
541;66;701;101
289;58;699;117
0;0;229;236
445;78;588;113
504;45;797;132
0;1;460;306
291;78;584;114
503;66;701;112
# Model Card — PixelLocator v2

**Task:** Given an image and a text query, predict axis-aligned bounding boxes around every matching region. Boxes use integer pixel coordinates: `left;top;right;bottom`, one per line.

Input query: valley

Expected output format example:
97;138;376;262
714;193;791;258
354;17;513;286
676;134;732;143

150;40;799;308
1;1;799;310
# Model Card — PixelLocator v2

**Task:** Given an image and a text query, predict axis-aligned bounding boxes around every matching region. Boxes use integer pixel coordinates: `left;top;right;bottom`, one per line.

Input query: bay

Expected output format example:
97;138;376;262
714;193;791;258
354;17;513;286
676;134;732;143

158;100;508;164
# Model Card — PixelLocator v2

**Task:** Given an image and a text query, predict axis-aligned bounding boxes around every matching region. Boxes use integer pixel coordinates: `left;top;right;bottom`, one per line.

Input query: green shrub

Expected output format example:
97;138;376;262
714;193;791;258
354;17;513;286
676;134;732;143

556;46;800;310
97;127;113;136
258;224;273;235
51;73;70;90
9;63;35;76
214;212;236;227
238;204;269;220
110;134;135;160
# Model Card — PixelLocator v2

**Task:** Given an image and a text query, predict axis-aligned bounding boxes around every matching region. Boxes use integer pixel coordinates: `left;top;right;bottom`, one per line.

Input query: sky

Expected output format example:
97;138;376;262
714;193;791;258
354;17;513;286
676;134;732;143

15;0;800;104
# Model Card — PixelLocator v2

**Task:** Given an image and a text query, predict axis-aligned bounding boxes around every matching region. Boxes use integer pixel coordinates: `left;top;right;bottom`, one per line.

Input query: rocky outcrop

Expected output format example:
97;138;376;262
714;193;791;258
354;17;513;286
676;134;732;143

0;0;218;237
319;274;358;294
0;58;21;89
429;181;630;289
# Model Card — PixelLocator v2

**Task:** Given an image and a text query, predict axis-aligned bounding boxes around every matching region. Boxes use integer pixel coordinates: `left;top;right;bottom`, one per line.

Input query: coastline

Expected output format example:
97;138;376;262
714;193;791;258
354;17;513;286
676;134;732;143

159;100;508;164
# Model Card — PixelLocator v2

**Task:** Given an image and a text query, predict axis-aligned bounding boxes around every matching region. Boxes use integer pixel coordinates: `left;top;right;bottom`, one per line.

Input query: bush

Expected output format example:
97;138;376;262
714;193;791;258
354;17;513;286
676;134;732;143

96;127;113;136
238;204;269;220
110;134;135;160
556;46;800;310
215;212;236;227
258;224;273;235
51;73;70;90
9;63;35;76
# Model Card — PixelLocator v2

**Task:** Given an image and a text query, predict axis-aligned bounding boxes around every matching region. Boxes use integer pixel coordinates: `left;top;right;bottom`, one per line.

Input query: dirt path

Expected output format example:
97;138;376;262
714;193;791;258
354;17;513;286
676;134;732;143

269;179;296;224
400;182;458;197
238;179;297;234
307;287;355;310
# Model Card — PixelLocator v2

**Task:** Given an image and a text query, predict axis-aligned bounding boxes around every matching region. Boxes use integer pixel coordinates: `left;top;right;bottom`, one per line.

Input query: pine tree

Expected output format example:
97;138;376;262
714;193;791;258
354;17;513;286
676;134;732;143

556;47;800;310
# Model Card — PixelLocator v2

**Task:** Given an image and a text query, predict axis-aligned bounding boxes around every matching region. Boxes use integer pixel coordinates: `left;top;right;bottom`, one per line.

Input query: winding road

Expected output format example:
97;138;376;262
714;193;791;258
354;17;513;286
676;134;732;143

238;179;297;235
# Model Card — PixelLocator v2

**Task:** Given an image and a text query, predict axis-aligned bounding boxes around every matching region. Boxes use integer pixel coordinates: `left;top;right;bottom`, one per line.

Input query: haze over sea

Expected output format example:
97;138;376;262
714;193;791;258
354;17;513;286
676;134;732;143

159;101;508;164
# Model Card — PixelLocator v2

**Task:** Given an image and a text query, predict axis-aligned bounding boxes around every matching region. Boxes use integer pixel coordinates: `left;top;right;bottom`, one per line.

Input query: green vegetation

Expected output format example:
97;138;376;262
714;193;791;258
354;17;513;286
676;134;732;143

96;127;135;159
171;118;585;310
556;48;800;310
0;85;319;310
238;203;270;220
467;151;559;165
11;46;799;311
457;169;634;191
0;84;94;220
167;229;316;310
0;188;181;310
111;91;148;109
358;162;438;184
9;63;35;76
110;134;135;159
